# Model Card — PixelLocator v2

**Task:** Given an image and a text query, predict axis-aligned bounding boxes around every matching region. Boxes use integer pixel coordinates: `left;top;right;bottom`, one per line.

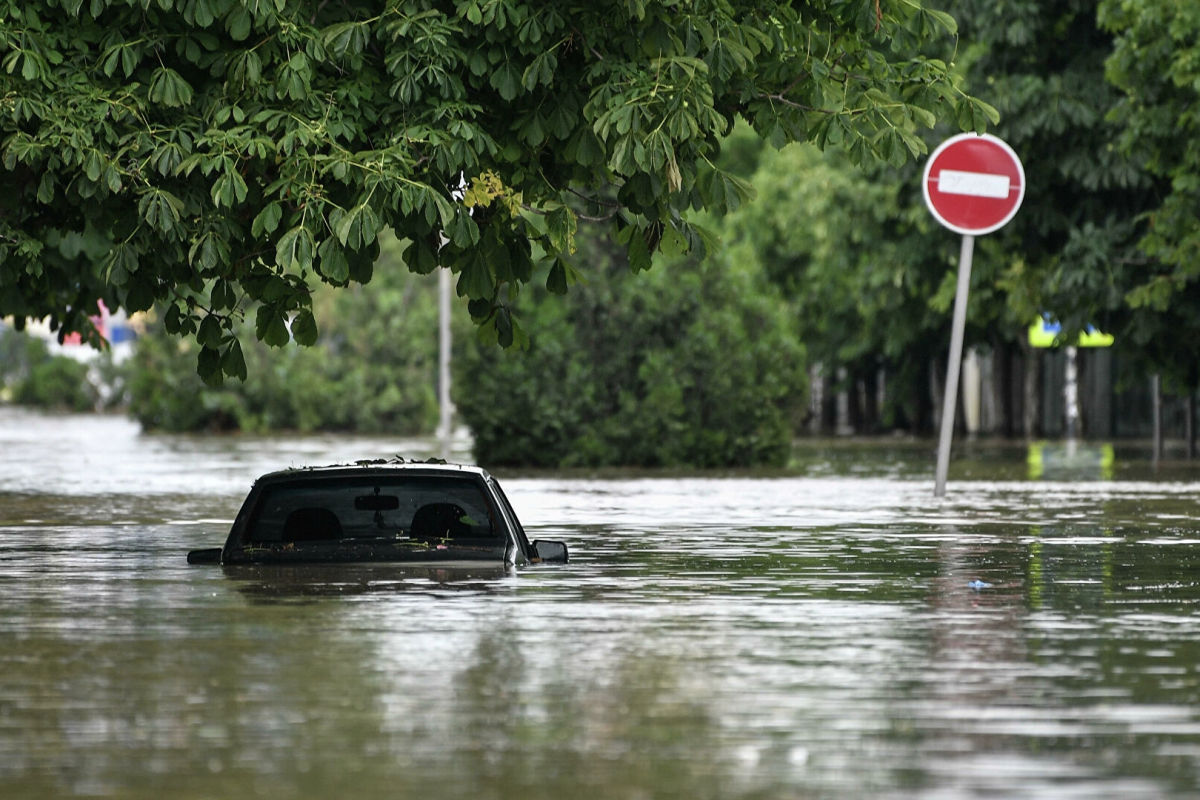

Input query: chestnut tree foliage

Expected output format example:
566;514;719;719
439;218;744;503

0;0;989;383
1099;0;1200;389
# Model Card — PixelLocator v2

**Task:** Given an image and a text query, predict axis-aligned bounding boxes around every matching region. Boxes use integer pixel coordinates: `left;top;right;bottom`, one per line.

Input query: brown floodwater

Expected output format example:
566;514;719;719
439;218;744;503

2;407;1200;799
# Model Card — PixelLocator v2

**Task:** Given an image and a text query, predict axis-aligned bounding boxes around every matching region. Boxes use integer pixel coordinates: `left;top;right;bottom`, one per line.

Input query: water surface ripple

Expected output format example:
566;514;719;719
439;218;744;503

2;408;1199;799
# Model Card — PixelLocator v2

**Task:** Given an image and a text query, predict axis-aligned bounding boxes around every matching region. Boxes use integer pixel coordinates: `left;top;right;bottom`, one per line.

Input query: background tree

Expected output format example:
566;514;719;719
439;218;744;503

910;0;1161;437
1100;0;1200;395
126;233;444;432
455;227;806;468
952;0;1157;338
0;327;99;411
1;0;990;382
717;125;952;433
714;1;1166;436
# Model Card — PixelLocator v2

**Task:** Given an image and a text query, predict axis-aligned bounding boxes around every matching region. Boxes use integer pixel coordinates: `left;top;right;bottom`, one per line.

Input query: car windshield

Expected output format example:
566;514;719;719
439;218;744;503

244;475;498;544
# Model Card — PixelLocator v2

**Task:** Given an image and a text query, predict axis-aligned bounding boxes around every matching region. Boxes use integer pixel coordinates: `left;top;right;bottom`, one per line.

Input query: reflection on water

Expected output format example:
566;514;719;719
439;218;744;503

2;407;1200;799
222;563;518;601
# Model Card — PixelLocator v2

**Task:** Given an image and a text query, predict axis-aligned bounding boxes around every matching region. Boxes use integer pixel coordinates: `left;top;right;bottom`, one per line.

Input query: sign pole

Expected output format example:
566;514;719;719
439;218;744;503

923;132;1025;497
934;234;974;498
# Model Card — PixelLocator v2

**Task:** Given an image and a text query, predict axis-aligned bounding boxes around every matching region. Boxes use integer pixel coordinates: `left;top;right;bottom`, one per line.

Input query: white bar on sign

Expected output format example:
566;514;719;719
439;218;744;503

936;169;1010;198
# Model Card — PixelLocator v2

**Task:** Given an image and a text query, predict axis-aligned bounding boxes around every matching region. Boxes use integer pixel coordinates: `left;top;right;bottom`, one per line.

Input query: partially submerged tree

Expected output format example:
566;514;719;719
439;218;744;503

1;0;990;382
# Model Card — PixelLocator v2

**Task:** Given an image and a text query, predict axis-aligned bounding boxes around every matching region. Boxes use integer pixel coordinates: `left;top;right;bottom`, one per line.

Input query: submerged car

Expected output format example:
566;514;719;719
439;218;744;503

187;460;567;566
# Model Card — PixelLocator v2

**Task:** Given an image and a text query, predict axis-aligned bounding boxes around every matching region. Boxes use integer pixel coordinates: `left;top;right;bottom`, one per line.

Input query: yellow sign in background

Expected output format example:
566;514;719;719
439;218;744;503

1028;316;1114;348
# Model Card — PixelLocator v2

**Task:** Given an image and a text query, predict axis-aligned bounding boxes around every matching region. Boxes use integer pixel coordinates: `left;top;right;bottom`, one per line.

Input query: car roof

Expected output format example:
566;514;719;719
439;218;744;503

251;460;493;486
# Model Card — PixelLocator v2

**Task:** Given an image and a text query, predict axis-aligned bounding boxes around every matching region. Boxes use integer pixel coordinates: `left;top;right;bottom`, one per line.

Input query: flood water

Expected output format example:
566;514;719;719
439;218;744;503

3;407;1200;799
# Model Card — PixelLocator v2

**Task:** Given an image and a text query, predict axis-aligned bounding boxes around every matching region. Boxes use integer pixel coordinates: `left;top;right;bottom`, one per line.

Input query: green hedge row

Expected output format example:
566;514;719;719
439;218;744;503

455;240;807;468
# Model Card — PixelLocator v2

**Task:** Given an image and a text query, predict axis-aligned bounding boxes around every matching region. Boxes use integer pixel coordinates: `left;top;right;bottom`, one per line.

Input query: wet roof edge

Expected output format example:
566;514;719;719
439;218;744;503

253;460;490;483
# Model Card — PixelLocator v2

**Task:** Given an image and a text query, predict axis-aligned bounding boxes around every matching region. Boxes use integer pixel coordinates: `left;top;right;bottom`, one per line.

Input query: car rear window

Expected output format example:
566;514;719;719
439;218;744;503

244;475;499;544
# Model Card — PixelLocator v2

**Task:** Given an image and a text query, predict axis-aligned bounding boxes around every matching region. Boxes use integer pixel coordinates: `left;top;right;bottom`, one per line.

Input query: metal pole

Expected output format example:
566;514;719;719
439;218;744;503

934;234;975;497
437;267;452;453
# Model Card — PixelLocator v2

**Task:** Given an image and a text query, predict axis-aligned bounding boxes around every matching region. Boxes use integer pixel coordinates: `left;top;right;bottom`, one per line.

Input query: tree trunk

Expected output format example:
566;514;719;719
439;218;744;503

821;366;839;433
1152;374;1163;464
847;370;863;434
994;342;1015;438
862;368;879;434
930;356;944;435
1022;342;1040;438
1189;393;1197;459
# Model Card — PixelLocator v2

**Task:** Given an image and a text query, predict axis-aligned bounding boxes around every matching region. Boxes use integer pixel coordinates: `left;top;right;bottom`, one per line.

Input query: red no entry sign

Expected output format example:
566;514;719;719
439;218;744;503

922;133;1025;236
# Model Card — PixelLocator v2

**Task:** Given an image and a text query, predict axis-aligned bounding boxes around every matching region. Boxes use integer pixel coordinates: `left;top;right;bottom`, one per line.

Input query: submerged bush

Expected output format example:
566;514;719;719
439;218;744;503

456;241;808;468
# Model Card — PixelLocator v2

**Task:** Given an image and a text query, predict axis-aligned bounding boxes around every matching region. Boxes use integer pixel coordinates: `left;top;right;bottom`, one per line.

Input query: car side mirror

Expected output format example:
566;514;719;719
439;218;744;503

531;540;568;563
187;548;222;565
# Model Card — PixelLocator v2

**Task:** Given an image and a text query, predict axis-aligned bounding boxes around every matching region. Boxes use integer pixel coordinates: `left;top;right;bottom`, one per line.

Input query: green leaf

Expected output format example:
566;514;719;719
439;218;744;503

163;304;184;334
291;308;318;346
211;170;248;208
221;340;247;382
211;279;235;311
445;211;479;248
189;231;230;271
403;238;439;275
104;165;123;194
491;61;521;101
260;275;292;302
103;243;138;286
972;98;1001;129
229;49;262;86
119;45;140;77
125;277;158;313
347;251;374;284
138;188;184;233
322;21;370;58
226;6;252;41
495;305;514;347
924;9;957;35
187;0;216;27
100;43;124;77
475;303;528;351
626;226;651;272
197;346;223;386
433;193;456;230
476;315;499;347
317;238;350;283
698;167;755;214
85;151;104;182
334;202;380;250
148;67;194;107
909;105;937;130
456;251;494;299
546;257;580;295
255;304;291;347
275;225;315;271
522;50;556;90
544;204;576;254
251;202;283;237
658;223;688;259
197;314;223;348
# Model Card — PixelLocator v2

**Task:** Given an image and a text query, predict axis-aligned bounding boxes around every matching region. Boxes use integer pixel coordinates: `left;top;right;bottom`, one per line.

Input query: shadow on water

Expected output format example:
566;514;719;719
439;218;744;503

3;408;1200;799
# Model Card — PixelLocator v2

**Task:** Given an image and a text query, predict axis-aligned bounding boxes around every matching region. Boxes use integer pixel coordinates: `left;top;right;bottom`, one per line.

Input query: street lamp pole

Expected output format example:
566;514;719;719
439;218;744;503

437;267;453;456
